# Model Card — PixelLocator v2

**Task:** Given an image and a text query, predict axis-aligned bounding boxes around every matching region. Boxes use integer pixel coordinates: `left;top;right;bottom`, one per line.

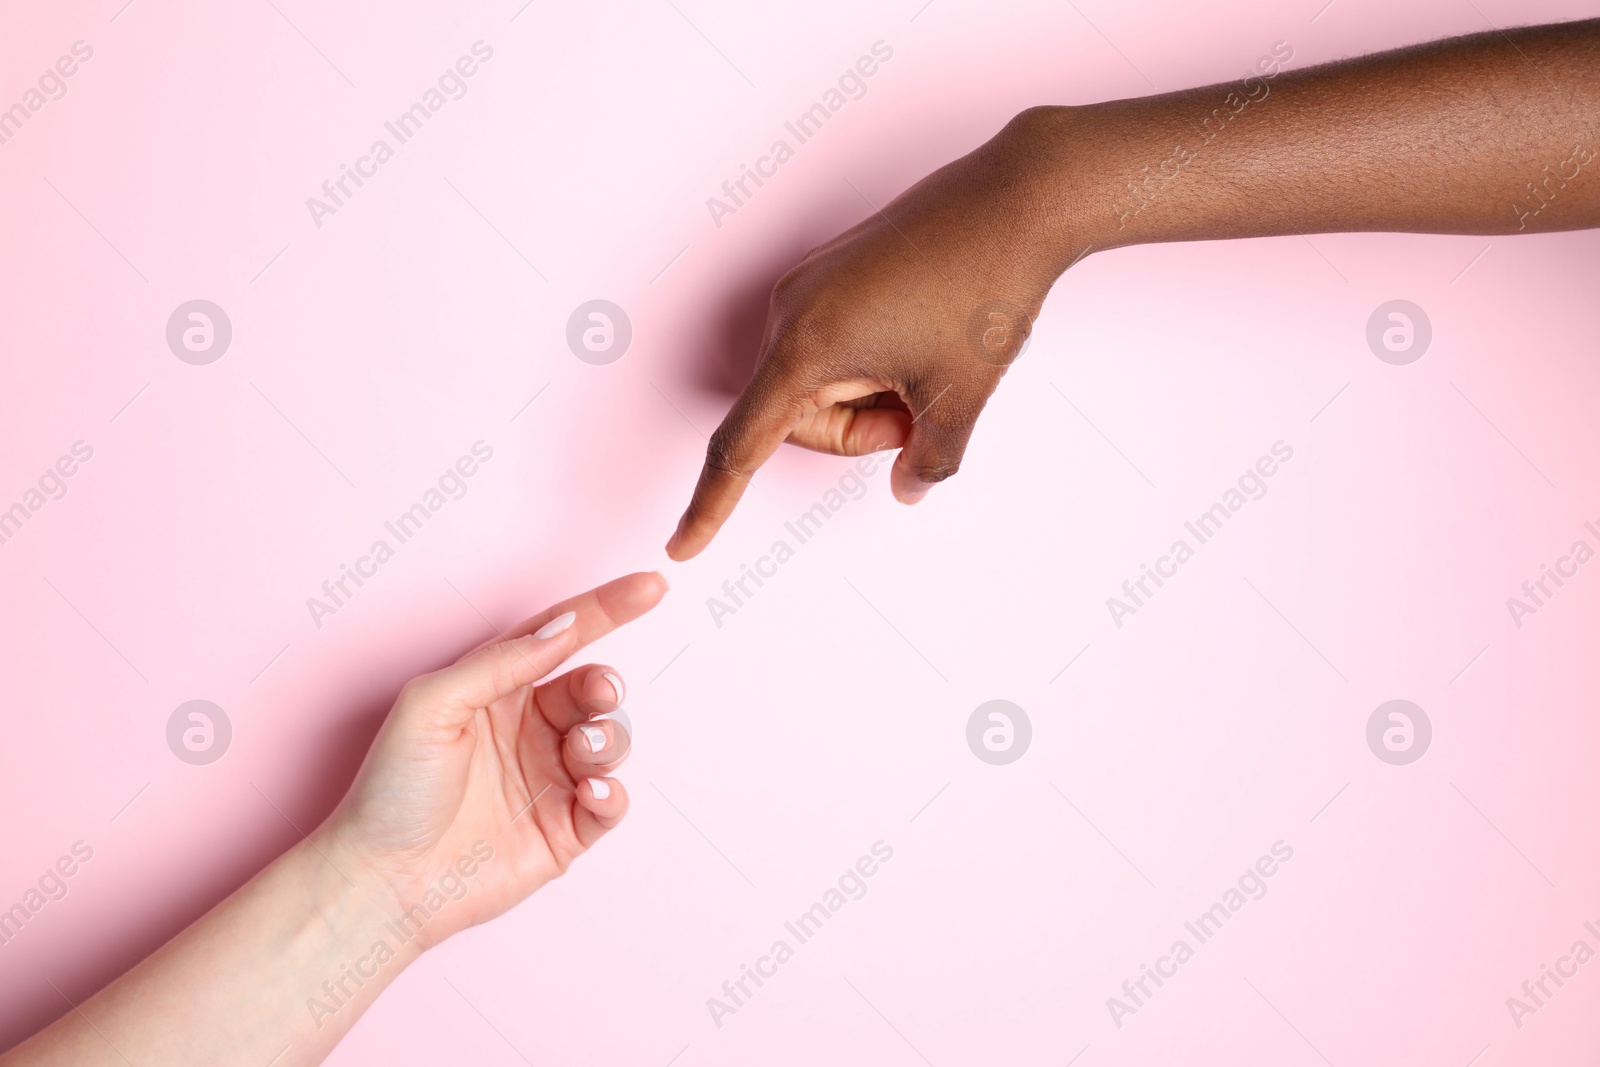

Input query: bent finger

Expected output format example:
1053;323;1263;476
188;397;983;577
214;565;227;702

565;717;631;779
532;663;626;734
786;394;911;457
889;382;985;504
573;777;628;847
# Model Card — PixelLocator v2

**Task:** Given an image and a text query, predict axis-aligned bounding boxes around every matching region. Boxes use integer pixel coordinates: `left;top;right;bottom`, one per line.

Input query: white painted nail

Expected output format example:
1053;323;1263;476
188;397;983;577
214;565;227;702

588;778;611;800
580;725;607;753
602;671;626;705
533;611;576;640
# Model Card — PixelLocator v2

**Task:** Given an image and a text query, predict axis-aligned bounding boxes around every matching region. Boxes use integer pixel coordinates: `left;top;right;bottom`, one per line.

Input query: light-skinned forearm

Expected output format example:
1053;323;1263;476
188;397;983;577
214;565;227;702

2;837;413;1066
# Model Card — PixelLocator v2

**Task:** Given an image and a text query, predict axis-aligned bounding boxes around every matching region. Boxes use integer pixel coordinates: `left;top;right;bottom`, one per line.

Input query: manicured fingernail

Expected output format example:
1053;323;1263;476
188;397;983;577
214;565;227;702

533;611;576;639
589;778;611;800
653;569;670;592
602;671;626;705
580;725;607;753
902;485;929;504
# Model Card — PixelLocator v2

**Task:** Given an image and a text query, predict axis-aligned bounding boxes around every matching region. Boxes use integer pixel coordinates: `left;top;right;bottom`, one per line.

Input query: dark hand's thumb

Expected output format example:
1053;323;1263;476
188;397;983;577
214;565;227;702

889;385;981;504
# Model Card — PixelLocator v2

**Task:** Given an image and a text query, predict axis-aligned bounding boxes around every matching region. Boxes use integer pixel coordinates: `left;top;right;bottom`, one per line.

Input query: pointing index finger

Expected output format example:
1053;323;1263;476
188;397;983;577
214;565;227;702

666;372;804;561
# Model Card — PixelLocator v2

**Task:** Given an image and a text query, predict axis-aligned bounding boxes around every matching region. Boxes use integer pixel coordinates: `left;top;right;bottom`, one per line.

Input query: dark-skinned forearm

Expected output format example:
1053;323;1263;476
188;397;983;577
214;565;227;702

1012;19;1600;273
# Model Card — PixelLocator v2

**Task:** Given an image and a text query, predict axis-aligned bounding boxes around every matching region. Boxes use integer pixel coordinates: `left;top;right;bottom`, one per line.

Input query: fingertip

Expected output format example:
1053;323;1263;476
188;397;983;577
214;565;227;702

665;521;709;561
572;722;611;757
636;570;670;612
853;410;912;457
566;713;630;762
599;668;626;706
577;777;628;830
889;460;933;505
665;508;704;559
607;571;670;616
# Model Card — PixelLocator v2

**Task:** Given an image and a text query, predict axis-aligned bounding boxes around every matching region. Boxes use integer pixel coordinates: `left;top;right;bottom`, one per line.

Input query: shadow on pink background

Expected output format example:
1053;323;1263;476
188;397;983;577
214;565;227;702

1;0;1598;1063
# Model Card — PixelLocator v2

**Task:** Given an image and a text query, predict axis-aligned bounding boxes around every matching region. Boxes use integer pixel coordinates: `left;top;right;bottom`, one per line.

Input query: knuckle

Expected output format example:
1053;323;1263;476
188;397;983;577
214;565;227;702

910;459;962;483
489;662;522;699
767;284;853;360
769;264;812;307
397;677;430;706
770;274;799;307
910;378;989;430
703;428;747;478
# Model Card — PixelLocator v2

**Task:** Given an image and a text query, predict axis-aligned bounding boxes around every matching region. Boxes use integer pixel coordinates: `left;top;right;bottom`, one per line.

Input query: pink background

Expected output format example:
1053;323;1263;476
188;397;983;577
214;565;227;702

3;0;1599;1063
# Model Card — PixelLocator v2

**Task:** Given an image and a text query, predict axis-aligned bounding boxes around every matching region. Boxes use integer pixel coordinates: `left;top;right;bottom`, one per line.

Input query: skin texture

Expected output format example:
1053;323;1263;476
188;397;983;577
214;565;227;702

9;19;1600;1067
665;18;1600;561
1;572;666;1067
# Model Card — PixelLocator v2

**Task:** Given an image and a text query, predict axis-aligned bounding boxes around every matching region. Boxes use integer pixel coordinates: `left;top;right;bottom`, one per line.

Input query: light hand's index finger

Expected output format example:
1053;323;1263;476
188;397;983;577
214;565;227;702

421;572;668;714
496;571;668;650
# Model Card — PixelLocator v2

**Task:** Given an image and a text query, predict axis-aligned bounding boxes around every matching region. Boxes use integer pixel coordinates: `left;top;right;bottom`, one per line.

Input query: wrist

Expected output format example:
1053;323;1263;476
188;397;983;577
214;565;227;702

302;823;412;925
307;818;504;954
986;105;1117;277
278;837;427;1019
991;101;1200;276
